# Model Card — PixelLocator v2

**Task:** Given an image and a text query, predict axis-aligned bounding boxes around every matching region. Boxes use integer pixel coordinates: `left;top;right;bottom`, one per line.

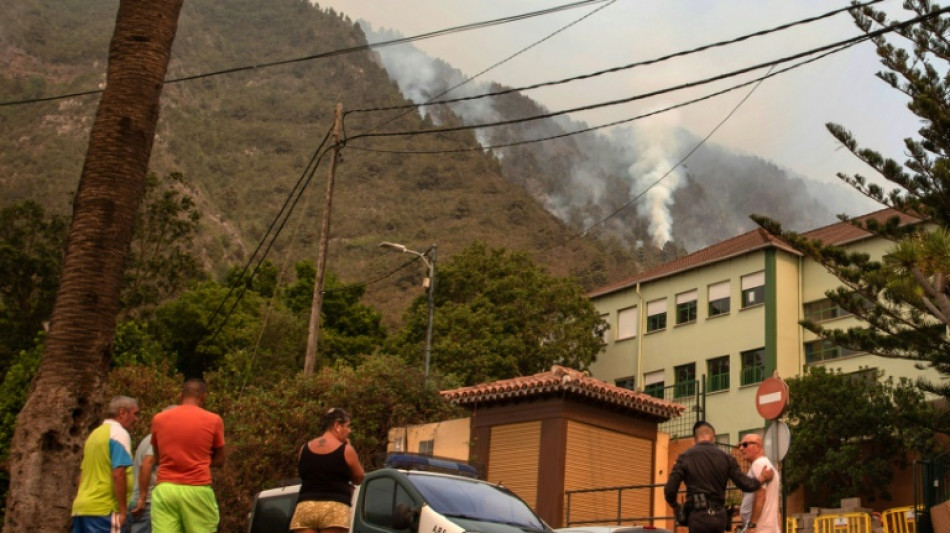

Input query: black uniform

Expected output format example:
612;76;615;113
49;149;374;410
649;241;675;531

664;441;762;533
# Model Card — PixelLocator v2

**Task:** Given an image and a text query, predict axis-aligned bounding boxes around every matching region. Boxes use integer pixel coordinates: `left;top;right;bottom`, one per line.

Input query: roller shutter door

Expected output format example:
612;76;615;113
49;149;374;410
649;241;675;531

564;421;653;525
487;421;541;507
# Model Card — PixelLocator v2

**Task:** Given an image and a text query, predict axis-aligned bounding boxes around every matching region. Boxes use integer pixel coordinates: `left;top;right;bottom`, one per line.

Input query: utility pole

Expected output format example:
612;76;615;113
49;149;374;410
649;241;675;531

304;102;342;375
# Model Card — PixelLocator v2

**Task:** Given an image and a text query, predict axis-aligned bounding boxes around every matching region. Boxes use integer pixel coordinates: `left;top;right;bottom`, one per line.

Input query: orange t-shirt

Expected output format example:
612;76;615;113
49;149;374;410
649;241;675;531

151;405;225;486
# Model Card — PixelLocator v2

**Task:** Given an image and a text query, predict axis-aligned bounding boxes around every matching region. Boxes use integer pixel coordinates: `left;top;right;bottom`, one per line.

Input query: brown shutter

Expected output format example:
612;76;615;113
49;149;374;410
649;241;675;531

564;421;653;525
487;421;542;507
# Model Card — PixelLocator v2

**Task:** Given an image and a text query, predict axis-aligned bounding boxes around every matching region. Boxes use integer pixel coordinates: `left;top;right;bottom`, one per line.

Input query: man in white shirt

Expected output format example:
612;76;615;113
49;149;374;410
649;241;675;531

738;433;781;533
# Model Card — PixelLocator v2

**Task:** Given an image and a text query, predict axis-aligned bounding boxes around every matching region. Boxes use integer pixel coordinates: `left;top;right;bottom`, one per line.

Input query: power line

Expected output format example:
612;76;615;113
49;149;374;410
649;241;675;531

342;5;950;144
0;0;609;108
346;0;881;115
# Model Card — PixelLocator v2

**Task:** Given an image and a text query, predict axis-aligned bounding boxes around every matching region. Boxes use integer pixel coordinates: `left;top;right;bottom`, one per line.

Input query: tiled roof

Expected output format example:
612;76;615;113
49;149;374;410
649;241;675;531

801;208;921;245
588;208;922;299
440;365;685;421
588;228;799;298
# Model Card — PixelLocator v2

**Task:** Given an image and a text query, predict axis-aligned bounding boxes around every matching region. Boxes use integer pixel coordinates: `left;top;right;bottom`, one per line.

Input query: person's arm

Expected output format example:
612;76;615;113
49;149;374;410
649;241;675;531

132;453;155;515
747;485;766;529
728;455;762;493
211;445;226;467
664;456;686;508
112;466;128;528
344;443;365;485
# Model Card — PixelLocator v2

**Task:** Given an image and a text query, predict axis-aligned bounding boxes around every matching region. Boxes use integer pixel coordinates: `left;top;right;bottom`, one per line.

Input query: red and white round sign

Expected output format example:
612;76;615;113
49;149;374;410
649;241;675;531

755;376;789;420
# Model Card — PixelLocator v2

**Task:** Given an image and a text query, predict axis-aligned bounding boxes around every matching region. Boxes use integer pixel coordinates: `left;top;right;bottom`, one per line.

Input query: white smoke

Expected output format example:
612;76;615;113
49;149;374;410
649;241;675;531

619;120;684;247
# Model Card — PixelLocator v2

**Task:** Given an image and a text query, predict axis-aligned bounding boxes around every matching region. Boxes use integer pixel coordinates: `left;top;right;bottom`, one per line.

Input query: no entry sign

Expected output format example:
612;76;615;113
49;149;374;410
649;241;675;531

756;376;789;420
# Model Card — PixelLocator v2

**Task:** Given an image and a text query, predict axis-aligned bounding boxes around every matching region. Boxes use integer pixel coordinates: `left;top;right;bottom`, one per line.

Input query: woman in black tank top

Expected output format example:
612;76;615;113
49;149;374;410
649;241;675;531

289;408;365;533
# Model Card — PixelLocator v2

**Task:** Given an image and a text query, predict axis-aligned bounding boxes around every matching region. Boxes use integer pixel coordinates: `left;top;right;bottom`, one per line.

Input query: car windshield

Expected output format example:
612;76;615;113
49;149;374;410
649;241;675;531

407;473;548;531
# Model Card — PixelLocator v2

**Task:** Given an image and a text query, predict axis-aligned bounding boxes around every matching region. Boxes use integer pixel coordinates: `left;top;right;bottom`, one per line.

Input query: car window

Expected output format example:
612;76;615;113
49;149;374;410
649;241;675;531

362;476;415;528
407;474;547;531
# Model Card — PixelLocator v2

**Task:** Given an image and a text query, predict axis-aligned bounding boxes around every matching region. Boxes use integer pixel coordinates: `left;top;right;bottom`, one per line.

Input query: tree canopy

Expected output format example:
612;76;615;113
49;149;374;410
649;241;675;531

388;242;607;385
753;0;950;433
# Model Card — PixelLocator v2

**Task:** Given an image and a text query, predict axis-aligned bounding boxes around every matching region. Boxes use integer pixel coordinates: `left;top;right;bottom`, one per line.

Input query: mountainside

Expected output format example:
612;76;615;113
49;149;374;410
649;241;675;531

0;0;638;324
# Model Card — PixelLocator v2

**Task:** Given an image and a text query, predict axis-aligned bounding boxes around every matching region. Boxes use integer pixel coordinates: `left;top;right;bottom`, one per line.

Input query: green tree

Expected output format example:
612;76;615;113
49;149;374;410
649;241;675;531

389;242;607;385
121;171;202;318
753;1;950;433
0;202;66;376
785;366;936;508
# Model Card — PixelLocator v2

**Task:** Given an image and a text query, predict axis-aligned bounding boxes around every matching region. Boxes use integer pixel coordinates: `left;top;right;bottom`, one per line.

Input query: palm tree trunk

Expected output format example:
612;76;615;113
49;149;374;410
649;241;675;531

3;0;183;530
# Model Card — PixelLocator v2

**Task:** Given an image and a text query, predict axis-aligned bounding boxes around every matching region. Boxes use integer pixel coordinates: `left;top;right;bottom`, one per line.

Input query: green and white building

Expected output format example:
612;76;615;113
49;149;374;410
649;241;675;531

587;208;930;442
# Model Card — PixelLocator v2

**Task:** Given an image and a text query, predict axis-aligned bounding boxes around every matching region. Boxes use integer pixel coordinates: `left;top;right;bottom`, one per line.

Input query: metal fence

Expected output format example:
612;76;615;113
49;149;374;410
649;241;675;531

655;378;705;439
914;454;950;533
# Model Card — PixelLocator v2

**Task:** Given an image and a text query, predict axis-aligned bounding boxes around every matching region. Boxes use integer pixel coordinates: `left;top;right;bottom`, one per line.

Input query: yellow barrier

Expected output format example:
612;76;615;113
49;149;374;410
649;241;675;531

785;516;799;533
881;506;917;533
813;512;872;533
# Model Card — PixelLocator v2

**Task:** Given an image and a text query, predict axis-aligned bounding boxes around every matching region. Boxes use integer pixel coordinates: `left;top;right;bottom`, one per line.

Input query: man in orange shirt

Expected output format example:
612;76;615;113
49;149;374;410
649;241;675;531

150;379;226;532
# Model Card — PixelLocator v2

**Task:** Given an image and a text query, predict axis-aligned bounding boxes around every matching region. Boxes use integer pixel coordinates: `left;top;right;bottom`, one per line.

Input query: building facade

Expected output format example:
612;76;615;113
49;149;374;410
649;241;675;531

588;209;931;443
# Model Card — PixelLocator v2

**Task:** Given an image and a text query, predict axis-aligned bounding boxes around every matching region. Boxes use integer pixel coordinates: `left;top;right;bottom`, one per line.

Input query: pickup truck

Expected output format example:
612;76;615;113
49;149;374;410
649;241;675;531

247;457;553;533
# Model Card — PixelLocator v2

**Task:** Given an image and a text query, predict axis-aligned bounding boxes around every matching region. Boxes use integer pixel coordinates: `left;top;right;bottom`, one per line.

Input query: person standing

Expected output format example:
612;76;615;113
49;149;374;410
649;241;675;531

71;396;140;533
289;407;365;533
738;433;780;533
150;379;226;532
664;421;773;533
125;433;156;533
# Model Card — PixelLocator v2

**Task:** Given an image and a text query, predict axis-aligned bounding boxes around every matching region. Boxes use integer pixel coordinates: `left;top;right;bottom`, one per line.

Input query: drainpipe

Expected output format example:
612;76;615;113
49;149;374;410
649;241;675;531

797;255;804;375
636;282;644;389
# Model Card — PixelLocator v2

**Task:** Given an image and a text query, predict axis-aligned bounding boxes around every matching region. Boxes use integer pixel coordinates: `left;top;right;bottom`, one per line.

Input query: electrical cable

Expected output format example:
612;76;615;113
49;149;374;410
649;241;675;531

352;0;618;135
323;255;423;294
342;4;950;144
346;0;881;115
0;0;609;108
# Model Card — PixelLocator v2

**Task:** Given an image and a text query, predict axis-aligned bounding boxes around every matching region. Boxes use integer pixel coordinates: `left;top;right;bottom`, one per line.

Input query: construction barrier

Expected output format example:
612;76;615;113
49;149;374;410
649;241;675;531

785;516;799;533
813;512;872;533
881;506;917;533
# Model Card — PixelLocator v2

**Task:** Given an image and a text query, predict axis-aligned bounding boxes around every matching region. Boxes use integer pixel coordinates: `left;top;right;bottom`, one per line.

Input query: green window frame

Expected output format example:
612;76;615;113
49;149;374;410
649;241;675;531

804;339;859;363
674;363;696;398
644;382;664;399
707;356;730;392
740;348;765;386
803;298;853;322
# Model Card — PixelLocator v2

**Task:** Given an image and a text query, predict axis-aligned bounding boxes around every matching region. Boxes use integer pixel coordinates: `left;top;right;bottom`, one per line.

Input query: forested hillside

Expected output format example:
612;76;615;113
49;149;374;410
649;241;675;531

0;0;636;324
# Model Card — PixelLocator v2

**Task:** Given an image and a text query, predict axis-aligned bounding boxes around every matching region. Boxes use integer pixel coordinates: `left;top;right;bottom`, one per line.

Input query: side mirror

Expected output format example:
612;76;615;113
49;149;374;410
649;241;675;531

392;503;418;530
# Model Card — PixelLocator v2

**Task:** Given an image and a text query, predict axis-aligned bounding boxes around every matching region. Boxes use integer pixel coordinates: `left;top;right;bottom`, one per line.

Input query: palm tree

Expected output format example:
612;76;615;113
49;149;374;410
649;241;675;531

3;0;184;529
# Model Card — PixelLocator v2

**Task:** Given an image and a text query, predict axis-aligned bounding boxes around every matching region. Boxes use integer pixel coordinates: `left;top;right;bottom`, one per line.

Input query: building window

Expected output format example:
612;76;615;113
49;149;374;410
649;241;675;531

741;271;765;308
676;289;698;325
803;298;853;322
617;306;638;340
418;439;434;456
643;370;664;399
708;281;731;317
674;363;696;398
707;356;730;392
805;339;859;363
615;376;636;390
740;348;765;386
646;299;667;332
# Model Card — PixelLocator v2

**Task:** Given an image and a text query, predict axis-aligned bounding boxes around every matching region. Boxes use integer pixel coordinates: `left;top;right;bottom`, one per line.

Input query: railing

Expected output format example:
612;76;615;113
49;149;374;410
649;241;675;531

657;378;705;440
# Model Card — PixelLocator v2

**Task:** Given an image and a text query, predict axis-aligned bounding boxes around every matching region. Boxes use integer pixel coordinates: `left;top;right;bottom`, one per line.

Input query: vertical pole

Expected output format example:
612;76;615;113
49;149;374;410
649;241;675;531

424;245;436;378
304;102;342;375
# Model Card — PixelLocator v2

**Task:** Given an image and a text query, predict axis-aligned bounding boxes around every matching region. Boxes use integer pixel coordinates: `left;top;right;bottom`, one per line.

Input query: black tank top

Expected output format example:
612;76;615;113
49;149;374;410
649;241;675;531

298;442;352;505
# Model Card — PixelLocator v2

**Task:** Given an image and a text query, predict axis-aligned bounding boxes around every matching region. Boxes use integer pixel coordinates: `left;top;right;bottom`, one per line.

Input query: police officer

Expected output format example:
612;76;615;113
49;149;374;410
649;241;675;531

664;421;773;533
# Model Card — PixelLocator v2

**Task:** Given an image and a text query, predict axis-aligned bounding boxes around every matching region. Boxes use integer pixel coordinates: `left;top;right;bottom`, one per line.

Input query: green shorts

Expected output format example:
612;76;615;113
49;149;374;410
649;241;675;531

151;482;220;533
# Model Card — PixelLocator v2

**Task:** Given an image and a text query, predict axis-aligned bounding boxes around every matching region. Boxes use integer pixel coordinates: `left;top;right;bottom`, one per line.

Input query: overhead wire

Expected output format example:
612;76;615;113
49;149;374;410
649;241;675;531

345;0;881;116
0;0;610;108
342;4;950;145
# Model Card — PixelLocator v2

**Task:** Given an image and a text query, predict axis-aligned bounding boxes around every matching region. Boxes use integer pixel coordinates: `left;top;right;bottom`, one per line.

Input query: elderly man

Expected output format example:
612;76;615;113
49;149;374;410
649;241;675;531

71;396;139;533
664;421;773;533
738;433;780;533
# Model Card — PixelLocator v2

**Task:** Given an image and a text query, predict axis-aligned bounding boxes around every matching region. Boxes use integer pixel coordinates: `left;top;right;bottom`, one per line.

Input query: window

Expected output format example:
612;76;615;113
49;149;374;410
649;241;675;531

418;439;434;456
646;299;667;332
643;370;665;399
803;298;853;322
805;339;859;363
740;348;765;386
674;363;696;398
676;290;698;325
707;356;730;392
615;376;636;390
708;281;731;317
362;477;415;528
617;306;638;340
741;271;765;308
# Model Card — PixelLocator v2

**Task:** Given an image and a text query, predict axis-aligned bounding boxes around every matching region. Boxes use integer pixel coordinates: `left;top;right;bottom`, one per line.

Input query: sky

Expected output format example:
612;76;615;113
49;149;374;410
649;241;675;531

319;0;920;196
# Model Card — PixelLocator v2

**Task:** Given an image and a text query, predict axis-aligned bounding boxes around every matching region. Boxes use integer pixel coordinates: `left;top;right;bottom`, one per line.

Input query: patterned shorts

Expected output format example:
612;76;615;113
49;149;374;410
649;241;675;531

289;500;351;530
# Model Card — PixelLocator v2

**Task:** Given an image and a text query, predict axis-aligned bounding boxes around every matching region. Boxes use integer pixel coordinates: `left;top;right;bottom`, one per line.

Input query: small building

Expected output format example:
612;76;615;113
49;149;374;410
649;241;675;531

389;366;684;528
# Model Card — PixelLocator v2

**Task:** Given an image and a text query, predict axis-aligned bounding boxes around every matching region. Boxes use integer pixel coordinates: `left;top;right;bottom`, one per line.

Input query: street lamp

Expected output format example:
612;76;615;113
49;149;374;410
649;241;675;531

379;242;437;378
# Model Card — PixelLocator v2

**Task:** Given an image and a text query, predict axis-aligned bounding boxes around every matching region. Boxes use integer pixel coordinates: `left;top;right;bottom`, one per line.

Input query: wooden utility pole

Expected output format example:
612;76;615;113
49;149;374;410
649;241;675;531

304;103;342;375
